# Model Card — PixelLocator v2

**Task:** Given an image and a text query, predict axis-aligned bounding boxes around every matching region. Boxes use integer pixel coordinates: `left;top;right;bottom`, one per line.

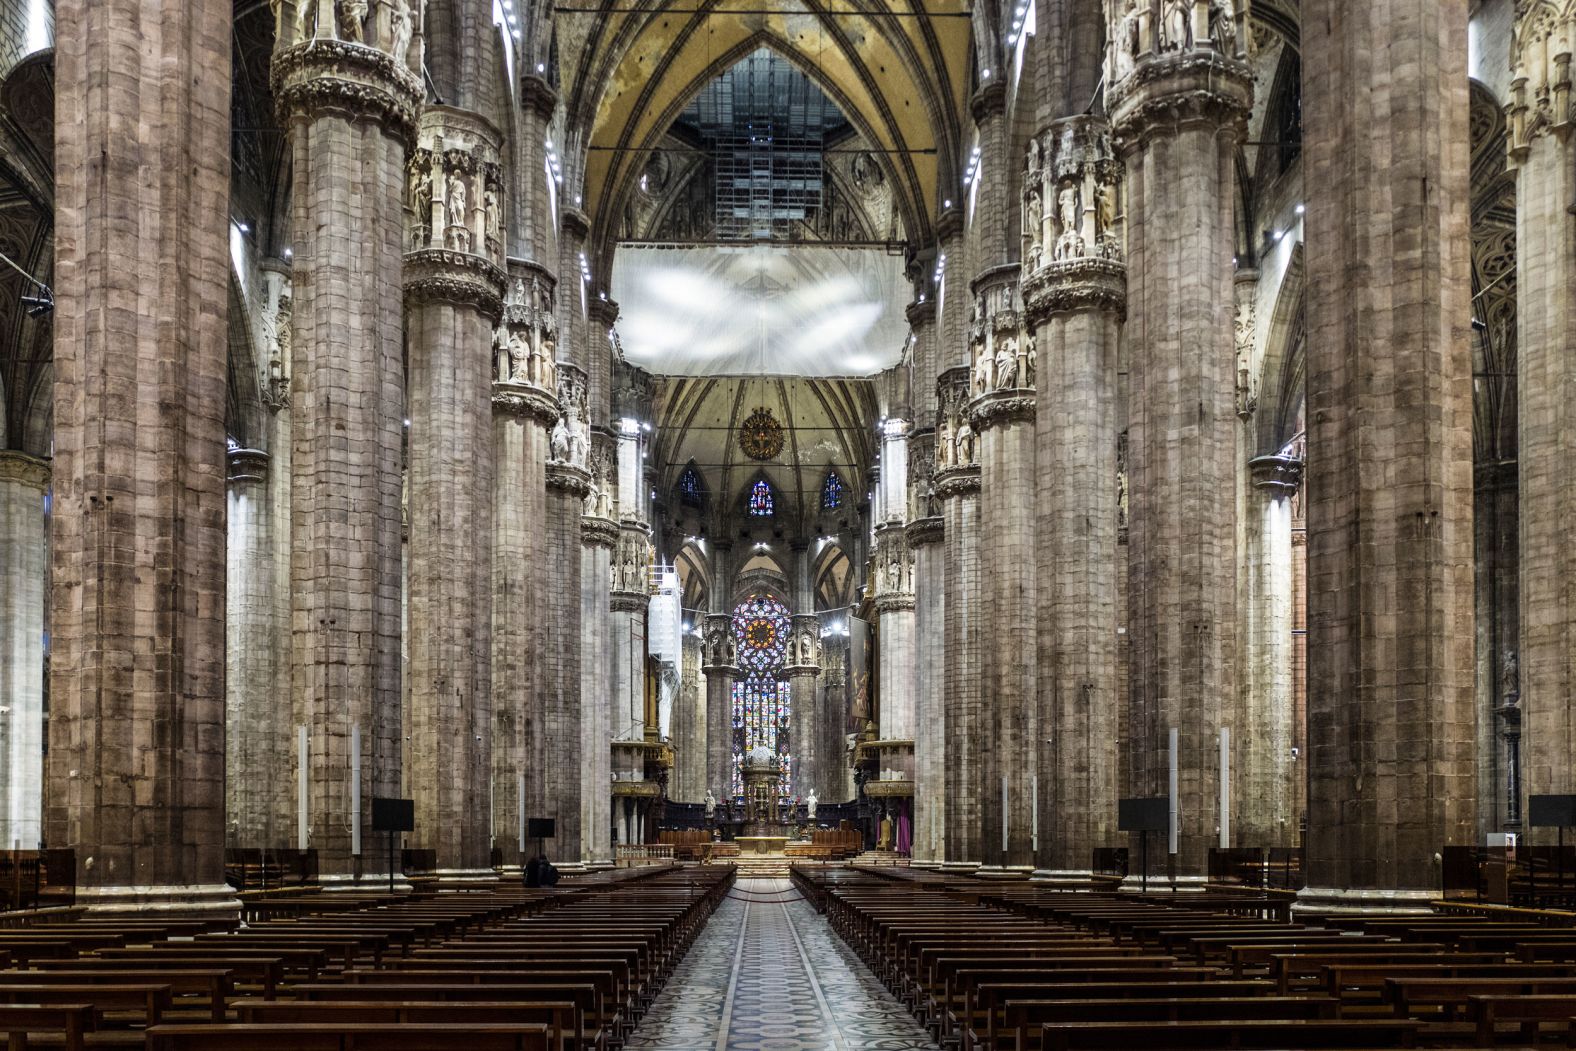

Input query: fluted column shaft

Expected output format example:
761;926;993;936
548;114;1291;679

1238;457;1303;847
226;449;291;851
539;455;589;863
787;614;823;799
276;26;422;879
0;454;47;851
1301;0;1476;899
1110;42;1250;879
703;613;739;801
1024;115;1125;876
491;263;559;866
582;508;615;865
937;368;983;867
672;633;707;802
1512;7;1576;844
49;0;231;909
908;514;945;864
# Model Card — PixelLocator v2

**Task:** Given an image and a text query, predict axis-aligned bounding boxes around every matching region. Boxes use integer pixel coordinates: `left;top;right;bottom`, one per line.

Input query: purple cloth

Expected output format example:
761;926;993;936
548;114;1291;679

896;808;912;856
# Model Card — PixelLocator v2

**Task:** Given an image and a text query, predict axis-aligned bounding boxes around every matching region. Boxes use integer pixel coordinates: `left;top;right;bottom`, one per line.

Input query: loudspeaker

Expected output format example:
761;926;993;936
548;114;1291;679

371;797;415;833
1118;797;1169;833
527;818;557;839
1528;795;1576;828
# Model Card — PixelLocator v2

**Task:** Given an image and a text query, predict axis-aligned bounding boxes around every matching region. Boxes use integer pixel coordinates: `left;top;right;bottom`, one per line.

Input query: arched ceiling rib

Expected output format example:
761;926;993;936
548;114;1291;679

652;375;876;529
558;0;971;262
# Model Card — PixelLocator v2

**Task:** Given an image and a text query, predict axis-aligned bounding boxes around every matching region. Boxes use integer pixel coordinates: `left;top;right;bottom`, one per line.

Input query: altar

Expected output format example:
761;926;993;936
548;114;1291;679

735;835;790;855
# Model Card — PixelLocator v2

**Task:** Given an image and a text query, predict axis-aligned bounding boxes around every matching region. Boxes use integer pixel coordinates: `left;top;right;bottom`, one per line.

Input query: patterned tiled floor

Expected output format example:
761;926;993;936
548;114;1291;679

626;877;941;1051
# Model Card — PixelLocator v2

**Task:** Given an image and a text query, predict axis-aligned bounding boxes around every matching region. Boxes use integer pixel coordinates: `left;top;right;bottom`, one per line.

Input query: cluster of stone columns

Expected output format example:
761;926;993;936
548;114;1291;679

0;452;47;851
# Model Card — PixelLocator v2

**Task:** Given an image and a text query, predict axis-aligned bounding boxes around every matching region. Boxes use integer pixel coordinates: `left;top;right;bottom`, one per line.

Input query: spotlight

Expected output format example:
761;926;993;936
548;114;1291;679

21;289;52;318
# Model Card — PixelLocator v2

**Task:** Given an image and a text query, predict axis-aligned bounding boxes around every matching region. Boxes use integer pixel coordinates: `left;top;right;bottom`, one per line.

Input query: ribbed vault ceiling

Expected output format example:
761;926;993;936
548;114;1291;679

652;374;877;528
558;0;972;259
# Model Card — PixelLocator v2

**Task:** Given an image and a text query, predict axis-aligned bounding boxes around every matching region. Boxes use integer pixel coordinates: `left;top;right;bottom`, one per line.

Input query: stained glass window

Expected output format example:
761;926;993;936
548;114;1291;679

821;470;844;510
678;465;703;506
748;478;774;517
730;593;792;802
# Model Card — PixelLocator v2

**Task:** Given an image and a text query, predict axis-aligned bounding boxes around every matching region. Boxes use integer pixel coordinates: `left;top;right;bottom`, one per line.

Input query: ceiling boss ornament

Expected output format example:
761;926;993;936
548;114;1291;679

738;406;785;461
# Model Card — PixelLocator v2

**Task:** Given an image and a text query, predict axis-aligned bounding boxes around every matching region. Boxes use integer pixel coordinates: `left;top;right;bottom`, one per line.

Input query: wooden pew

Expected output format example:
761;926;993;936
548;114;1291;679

1038;1018;1423;1050
143;1022;552;1050
234;998;575;1051
0;967;234;1021
0;1003;94;1051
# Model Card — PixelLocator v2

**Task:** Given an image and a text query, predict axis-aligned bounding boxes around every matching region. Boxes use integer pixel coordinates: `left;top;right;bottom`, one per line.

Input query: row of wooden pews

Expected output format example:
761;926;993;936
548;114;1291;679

0;861;733;1049
793;864;1576;1050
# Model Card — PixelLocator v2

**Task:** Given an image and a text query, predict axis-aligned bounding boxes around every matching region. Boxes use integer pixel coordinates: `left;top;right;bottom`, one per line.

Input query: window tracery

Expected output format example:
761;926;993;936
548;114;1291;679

748;478;775;517
730;594;792;801
821;470;845;510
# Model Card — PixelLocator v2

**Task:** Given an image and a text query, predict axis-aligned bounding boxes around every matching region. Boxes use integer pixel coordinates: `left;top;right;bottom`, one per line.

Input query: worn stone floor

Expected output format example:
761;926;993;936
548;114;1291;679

625;877;941;1051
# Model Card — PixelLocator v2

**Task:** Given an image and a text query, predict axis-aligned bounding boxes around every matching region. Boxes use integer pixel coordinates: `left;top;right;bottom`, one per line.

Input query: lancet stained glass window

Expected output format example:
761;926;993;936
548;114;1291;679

730;593;792;801
678;465;703;506
748;478;774;517
821;470;844;510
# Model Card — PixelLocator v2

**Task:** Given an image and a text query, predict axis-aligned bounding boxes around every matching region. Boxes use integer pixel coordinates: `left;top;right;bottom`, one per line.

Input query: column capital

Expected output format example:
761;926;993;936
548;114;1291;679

1023;114;1127;283
1508;6;1576;157
906;297;937;328
905;516;945;548
700;611;739;674
547;462;593;498
1108;51;1252;151
493;382;561;424
581;515;619;548
970;79;1008;123
971;389;1037;430
0;450;50;489
1248;453;1304;495
226;447;270;486
404;249;508;321
560;208;591;240
1022;261;1127;324
934;464;981;498
272;40;424;144
587;297;620;326
520;74;559;120
610;593;648;613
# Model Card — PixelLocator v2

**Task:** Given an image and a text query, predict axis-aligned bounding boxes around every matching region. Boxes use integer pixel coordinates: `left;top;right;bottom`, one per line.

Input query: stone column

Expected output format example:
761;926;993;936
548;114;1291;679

1109;22;1250;881
581;436;617;868
1238;454;1304;848
937;368;984;869
874;524;917;742
225;448;289;851
908;501;945;866
403;107;507;878
672;631;707;802
611;526;652;743
703;614;740;801
274;7;422;881
786;615;823;799
538;366;591;865
50;0;232;910
1302;0;1476;902
491;262;560;868
1022;115;1126;878
0;453;47;850
1511;5;1576;842
970;270;1037;875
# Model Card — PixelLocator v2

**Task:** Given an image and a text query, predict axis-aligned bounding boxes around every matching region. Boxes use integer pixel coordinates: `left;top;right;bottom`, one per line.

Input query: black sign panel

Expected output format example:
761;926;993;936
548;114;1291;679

527;818;557;840
1528;795;1576;828
1118;797;1169;833
370;797;415;833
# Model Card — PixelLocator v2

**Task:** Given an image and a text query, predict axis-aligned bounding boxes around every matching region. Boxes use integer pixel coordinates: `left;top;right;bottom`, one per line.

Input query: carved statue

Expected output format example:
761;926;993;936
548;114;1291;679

995;337;1019;389
705;790;717;820
550;414;571;462
955;419;976;464
1502;650;1521;705
1026;137;1041;173
1024;334;1037;389
339;0;368;43
1209;0;1235;53
1162;0;1190;49
1058;184;1080;236
1119;3;1142;73
446;174;468;229
390;0;415;63
1025;189;1043;241
293;0;316;43
485;186;502;248
974;347;991;394
409;161;433;247
806;792;818;820
507;329;529;382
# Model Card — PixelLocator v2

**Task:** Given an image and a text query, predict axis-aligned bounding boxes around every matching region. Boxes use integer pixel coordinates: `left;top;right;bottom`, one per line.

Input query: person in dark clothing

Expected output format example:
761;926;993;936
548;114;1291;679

540;859;560;886
523;855;544;888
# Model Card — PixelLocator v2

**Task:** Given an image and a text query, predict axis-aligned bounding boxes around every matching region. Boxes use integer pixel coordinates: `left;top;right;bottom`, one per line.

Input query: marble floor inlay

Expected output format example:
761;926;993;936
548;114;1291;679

626;877;941;1051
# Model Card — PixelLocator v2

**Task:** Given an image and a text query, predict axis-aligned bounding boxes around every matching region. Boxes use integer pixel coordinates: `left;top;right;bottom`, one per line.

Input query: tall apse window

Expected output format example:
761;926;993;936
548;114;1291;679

748;478;775;517
821;470;844;510
731;593;792;801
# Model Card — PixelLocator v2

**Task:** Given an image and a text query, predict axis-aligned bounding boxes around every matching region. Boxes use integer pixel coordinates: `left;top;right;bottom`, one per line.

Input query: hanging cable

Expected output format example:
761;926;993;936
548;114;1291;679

0;248;52;317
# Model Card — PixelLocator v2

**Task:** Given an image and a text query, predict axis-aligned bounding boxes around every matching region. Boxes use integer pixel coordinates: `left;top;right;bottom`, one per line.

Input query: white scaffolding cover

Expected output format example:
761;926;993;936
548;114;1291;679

611;244;911;377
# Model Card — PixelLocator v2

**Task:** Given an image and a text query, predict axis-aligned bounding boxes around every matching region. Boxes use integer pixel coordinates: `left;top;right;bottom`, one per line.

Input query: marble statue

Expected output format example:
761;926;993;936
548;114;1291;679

995;338;1019;389
550;414;571;462
1024;334;1037;388
447;173;467;228
1210;0;1235;53
293;0;316;43
485;186;501;248
705;790;717;820
1502;650;1520;704
956;419;976;464
1026;137;1041;172
1026;189;1043;240
409;162;433;245
806;792;818;820
339;0;368;42
390;0;414;63
1162;0;1190;49
508;329;529;382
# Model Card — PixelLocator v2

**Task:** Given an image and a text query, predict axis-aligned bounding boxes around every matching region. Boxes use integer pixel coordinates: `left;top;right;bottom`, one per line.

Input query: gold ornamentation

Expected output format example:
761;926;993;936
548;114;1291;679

738;406;785;461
